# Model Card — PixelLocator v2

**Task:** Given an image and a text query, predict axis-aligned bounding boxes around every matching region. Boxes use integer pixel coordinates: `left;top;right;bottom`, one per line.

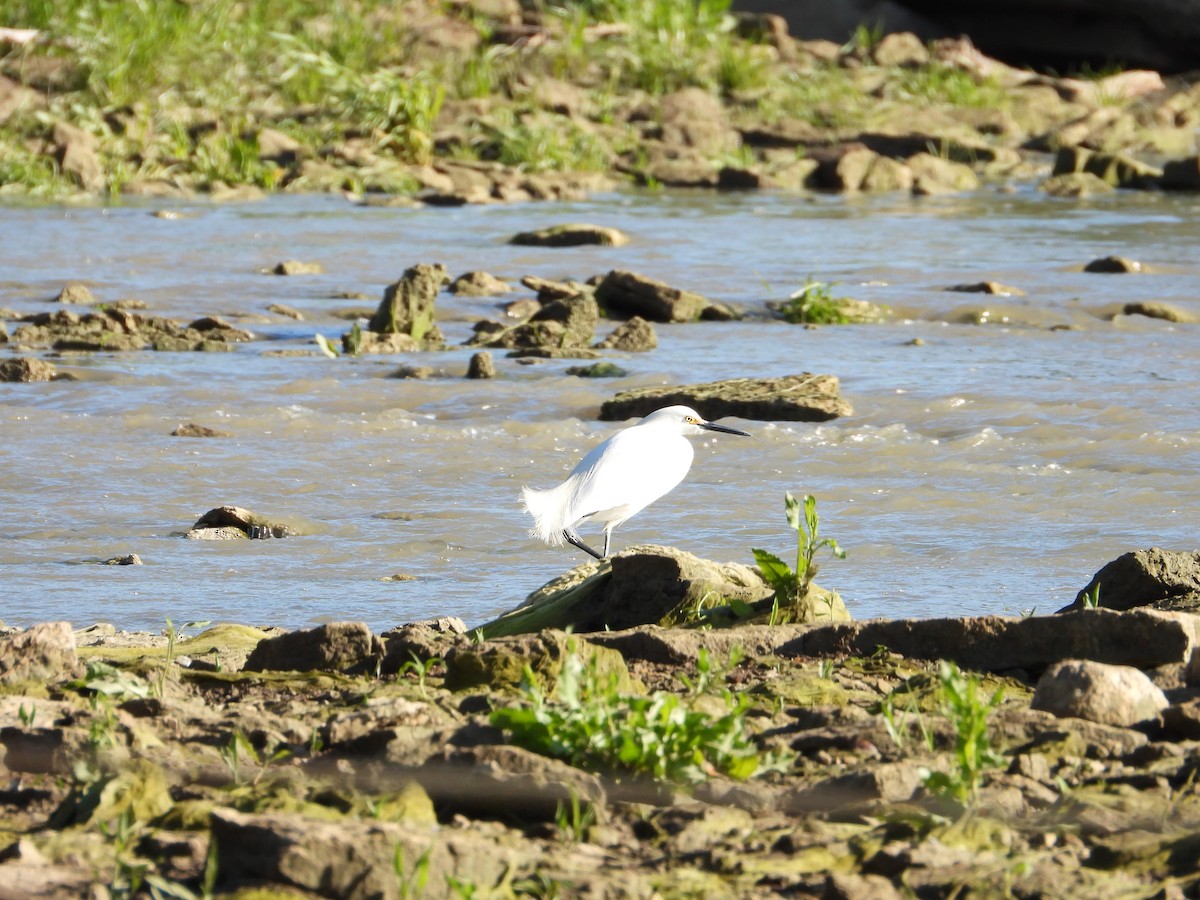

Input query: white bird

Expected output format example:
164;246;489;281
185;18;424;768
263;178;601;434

521;405;750;559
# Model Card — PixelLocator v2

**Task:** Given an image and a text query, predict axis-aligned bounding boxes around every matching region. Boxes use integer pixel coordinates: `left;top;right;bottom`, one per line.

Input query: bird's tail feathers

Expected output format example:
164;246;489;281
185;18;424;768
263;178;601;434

521;483;569;546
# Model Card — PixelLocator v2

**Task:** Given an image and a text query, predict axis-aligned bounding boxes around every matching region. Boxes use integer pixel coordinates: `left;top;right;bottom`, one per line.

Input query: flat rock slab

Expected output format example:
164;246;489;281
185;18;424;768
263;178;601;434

599;373;851;423
781;609;1200;680
243;621;384;675
509;223;628;247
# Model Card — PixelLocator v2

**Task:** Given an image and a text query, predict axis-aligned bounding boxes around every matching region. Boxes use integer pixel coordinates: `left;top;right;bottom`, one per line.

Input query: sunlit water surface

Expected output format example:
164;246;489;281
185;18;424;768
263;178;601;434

2;187;1198;632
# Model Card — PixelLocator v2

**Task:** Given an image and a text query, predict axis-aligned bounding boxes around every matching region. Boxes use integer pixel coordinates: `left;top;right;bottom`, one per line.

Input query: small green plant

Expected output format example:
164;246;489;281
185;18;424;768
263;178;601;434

920;662;1006;806
396;654;443;697
154;617;178;699
394;845;433;900
219;729;290;786
491;644;787;784
753;492;846;622
778;277;852;325
1081;583;1102;609
18;702;36;729
554;788;597;844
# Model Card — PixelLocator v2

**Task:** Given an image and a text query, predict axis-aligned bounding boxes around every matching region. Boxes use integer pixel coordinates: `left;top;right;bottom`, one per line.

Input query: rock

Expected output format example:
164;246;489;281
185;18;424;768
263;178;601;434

185;505;295;540
823;873;906;900
52;120;103;191
466;350;495;379
103;554;142;565
1061;548;1200;612
471;294;598;352
501;297;540;319
1161;156;1200;190
381;617;468;672
0;622;78;684
593;270;709;323
871;31;929;67
366;263;448;344
0;357;60;382
449;271;513;296
272;260;325;275
1040;172;1115;196
1032;660;1167;727
787;608;1200;678
1053;147;1163;189
255;127;302;164
946;281;1026;296
211;808;513;899
632;151;719;188
267;303;304;320
171;423;231;438
519;275;587;303
595;315;657;351
388;364;434;379
244;622;385;675
809;143;878;192
656;87;739;154
478;545;775;637
566;361;629;378
1161;698;1200;740
599;373;852;423
907;152;981;194
11;308;246;352
861;155;914;193
509;223;629;247
787;761;923;812
1084;255;1145;273
445;629;631;693
54;282;96;304
1122;301;1198;323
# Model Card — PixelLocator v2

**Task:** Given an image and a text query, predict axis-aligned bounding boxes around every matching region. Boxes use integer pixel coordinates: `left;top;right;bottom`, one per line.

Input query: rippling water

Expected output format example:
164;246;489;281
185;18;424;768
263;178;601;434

2;187;1198;632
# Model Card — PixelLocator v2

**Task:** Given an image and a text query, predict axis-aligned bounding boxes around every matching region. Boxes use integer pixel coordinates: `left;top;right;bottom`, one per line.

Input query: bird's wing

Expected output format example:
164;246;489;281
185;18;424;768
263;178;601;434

565;427;692;525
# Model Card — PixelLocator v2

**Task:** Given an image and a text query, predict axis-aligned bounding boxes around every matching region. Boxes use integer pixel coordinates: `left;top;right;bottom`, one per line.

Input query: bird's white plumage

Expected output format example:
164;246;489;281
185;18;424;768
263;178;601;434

521;405;748;557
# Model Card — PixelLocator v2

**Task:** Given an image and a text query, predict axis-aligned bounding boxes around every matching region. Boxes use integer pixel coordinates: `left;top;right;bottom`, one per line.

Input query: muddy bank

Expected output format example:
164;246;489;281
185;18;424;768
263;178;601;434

5;548;1200;897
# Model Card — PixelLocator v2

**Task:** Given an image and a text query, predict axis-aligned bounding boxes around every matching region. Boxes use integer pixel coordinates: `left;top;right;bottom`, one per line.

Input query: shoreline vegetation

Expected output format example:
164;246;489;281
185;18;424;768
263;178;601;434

2;0;1200;202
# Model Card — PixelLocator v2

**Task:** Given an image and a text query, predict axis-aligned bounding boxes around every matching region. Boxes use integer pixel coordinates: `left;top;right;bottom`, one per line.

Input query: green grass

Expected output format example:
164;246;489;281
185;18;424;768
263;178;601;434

490;643;789;784
888;64;1010;110
920;662;1007;807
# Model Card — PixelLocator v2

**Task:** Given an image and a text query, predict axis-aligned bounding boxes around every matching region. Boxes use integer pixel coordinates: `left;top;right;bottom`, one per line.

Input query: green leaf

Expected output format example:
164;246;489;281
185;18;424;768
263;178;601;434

752;548;793;590
784;492;801;532
314;333;339;358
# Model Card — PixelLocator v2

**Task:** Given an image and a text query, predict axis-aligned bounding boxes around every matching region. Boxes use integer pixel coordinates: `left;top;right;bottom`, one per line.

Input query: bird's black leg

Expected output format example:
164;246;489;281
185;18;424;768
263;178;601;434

563;528;604;560
603;530;611;558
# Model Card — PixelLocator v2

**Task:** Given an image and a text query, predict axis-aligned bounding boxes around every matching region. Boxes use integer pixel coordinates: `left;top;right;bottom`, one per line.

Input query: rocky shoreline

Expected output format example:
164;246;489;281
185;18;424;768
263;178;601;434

4;547;1200;897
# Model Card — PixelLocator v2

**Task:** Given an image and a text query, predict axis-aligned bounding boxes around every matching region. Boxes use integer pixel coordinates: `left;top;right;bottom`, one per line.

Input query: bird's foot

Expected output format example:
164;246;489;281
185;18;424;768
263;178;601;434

563;529;604;560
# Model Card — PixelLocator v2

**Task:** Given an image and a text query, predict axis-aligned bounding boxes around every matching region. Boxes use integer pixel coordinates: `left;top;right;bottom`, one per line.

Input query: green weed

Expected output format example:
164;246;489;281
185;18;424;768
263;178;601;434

778;277;853;325
1081;583;1101;609
395;845;433;899
753;492;846;622
554;788;598;844
490;642;787;784
919;661;1006;806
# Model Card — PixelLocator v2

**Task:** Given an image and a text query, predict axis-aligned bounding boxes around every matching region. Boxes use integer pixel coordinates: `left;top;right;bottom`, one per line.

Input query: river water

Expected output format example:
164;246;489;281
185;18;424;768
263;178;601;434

2;186;1198;633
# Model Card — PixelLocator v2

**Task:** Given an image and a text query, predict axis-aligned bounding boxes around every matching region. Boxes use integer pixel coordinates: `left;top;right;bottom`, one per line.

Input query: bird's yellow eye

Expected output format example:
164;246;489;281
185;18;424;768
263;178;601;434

685;416;697;423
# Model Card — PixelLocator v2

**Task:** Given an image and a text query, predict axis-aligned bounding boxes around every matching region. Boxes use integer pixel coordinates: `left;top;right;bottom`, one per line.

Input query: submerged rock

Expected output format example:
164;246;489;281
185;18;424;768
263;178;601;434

600;373;852;423
0;357;63;382
54;282;96;304
466;350;495;379
11;307;249;352
1122;301;1197;323
171;422;232;438
509;223;629;247
595;315;657;351
1085;255;1145;273
593;269;709;323
470;293;598;353
449;270;513;296
946;281;1026;296
184;505;295;540
271;259;325;275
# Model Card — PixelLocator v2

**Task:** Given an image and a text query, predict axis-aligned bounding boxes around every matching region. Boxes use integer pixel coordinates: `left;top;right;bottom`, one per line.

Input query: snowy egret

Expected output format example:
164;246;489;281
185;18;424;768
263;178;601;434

521;405;750;559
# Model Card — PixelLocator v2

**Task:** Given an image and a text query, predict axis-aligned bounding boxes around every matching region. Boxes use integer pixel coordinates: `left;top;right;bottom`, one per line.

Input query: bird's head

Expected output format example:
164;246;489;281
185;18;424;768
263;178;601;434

643;405;750;437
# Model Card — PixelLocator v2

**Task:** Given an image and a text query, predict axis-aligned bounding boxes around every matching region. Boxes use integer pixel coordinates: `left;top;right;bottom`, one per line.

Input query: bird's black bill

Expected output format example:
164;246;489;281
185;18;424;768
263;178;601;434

700;421;751;437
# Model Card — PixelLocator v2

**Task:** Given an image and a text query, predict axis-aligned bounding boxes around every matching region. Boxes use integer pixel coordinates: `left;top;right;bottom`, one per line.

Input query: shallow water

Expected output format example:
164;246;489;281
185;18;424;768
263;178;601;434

2;186;1198;632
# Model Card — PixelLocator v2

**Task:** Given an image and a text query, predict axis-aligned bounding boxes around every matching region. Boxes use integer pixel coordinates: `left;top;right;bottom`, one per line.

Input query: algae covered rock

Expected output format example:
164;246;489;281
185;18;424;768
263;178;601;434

478;545;774;638
469;293;598;353
0;357;62;382
449;270;513;296
595;315;657;351
364;262;448;346
443;629;631;692
600;373;852;423
1061;548;1200;612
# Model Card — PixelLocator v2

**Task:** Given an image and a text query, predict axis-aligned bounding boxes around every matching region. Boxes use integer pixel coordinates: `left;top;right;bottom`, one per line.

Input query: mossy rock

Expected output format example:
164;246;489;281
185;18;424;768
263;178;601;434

443;630;632;694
